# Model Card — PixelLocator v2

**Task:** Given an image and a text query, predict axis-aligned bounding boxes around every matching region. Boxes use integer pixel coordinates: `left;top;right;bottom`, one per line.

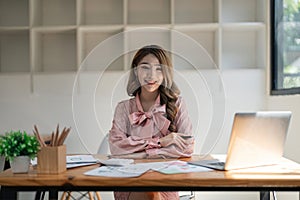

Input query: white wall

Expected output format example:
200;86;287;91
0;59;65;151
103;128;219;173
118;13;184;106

267;95;300;163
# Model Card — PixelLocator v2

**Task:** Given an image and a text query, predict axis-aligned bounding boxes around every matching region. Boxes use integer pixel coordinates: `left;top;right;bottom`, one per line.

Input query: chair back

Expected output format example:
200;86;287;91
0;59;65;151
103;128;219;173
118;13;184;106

97;134;110;155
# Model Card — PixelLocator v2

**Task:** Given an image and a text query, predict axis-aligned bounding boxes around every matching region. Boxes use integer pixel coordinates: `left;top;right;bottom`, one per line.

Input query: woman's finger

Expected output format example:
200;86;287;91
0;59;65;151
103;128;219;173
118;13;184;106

175;138;186;150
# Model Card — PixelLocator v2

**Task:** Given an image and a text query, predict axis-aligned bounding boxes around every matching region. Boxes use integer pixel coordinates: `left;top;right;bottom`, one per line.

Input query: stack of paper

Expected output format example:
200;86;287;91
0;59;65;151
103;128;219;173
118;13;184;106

67;155;98;168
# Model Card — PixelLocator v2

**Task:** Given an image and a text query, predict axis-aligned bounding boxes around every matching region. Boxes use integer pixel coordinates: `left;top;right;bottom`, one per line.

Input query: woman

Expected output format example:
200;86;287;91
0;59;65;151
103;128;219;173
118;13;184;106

109;45;194;200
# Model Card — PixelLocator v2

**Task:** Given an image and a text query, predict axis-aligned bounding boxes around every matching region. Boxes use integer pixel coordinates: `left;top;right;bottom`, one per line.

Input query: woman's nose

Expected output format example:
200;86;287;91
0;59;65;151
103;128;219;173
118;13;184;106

148;67;156;78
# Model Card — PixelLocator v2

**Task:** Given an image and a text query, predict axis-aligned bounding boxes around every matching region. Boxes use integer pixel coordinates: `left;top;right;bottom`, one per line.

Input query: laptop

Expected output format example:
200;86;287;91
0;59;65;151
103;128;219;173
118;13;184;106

189;111;292;171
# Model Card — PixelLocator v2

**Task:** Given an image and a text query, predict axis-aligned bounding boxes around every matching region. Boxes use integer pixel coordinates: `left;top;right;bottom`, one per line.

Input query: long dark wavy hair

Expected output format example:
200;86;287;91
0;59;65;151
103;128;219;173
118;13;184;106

127;45;180;132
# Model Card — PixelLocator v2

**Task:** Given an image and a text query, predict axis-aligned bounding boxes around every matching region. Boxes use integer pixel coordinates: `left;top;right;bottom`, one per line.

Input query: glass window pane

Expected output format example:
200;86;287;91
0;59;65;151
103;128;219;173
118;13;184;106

272;0;300;94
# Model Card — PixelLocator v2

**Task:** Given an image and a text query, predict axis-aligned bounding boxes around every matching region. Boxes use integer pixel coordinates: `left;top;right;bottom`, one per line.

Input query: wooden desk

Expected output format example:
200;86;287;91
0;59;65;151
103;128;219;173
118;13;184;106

0;155;300;200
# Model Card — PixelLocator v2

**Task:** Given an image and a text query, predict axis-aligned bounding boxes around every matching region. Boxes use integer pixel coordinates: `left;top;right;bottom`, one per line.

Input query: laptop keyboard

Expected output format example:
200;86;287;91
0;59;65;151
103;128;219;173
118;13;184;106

209;162;225;166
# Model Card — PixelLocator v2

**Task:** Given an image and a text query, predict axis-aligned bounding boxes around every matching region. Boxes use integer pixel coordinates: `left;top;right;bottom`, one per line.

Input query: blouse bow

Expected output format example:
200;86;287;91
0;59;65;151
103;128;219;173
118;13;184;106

128;104;170;135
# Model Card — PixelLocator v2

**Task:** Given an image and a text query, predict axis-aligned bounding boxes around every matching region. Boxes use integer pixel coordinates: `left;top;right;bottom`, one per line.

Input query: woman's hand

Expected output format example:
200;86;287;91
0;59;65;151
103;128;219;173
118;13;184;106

159;133;194;150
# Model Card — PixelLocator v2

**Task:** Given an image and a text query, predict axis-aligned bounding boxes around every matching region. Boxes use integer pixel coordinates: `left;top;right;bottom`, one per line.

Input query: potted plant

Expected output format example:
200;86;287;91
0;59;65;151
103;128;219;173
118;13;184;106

0;130;40;173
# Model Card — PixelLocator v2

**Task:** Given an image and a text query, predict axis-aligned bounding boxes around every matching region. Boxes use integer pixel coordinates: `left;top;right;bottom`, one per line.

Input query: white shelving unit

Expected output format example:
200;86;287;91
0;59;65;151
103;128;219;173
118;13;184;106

0;0;266;74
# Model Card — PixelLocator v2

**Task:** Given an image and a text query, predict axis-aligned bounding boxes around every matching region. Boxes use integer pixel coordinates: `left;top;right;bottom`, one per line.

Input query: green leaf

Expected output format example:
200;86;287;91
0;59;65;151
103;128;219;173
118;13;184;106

0;130;40;161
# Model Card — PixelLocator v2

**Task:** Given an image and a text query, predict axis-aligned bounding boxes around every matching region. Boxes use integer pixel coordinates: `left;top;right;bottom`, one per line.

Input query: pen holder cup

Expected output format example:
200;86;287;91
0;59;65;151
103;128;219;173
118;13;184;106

37;145;66;174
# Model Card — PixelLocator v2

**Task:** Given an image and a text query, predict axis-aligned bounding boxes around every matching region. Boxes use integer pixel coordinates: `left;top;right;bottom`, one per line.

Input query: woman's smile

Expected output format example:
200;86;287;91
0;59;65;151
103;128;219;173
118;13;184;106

145;80;157;85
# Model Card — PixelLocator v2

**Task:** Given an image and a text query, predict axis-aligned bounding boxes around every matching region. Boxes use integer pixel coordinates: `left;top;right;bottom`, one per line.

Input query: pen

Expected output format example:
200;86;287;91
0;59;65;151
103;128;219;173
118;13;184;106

181;135;193;139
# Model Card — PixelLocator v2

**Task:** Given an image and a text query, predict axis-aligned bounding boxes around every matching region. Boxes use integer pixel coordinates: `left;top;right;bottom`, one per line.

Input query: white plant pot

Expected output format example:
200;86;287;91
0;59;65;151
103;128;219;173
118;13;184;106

9;156;30;173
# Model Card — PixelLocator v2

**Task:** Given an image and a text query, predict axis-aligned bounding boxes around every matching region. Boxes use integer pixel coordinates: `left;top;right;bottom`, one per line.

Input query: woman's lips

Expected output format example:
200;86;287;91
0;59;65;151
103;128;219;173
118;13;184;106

145;81;156;85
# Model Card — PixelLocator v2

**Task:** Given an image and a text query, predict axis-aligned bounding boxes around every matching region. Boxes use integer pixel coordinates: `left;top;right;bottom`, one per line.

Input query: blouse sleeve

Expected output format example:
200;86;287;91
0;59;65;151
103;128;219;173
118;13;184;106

145;97;194;158
109;101;159;155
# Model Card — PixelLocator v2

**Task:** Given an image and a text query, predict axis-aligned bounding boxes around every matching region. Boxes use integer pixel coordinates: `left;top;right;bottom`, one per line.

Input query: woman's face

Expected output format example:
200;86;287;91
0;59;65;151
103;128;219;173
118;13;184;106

136;54;164;94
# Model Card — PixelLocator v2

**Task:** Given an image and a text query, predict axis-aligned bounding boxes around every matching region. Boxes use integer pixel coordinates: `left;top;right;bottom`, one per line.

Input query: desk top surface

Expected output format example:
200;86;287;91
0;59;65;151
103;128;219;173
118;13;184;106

1;155;300;189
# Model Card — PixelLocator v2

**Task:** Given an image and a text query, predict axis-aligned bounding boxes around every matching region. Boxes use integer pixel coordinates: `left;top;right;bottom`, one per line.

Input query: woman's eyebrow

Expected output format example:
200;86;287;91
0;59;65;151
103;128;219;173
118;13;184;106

139;62;161;66
139;62;150;65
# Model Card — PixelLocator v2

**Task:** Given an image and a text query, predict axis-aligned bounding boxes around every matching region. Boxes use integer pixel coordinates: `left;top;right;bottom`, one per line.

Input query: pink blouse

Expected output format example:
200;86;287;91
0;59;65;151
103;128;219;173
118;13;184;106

109;93;193;158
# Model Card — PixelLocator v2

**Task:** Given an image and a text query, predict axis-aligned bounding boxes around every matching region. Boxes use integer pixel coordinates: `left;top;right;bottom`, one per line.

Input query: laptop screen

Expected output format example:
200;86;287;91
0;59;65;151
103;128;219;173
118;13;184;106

225;111;292;170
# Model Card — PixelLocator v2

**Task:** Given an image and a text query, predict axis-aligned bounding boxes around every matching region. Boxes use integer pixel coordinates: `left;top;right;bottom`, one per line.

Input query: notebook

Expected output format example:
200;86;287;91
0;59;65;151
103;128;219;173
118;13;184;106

189;111;292;171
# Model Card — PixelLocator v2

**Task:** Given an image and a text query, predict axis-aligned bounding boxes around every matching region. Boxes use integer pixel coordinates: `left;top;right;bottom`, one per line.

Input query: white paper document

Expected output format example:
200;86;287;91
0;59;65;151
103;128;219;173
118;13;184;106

84;165;150;178
67;155;98;164
66;155;98;168
31;154;99;169
153;160;212;174
84;160;211;177
98;158;134;166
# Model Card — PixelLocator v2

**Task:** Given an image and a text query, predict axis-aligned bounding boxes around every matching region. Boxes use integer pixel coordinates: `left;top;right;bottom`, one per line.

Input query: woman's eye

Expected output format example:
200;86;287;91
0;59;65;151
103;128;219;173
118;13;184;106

140;64;150;69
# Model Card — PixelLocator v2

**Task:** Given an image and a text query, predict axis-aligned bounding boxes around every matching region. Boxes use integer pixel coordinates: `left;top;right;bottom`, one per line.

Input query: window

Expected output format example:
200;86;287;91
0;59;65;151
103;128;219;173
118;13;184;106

271;0;300;95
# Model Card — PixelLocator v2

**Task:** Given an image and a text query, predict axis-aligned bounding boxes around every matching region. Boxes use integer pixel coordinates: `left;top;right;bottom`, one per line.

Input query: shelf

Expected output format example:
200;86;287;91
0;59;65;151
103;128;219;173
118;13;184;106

174;23;219;31
222;29;265;69
174;0;219;24
0;0;29;26
31;0;76;26
127;0;171;25
32;29;77;72
221;0;265;23
0;30;30;72
125;24;172;30
32;26;77;32
221;22;266;31
79;0;123;25
172;30;219;70
78;27;124;70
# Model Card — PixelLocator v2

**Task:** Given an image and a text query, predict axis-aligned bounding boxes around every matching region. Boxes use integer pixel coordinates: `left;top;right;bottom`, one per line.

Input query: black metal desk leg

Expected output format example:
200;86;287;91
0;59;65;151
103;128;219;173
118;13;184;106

35;190;46;200
48;189;58;200
0;186;17;199
260;191;270;200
